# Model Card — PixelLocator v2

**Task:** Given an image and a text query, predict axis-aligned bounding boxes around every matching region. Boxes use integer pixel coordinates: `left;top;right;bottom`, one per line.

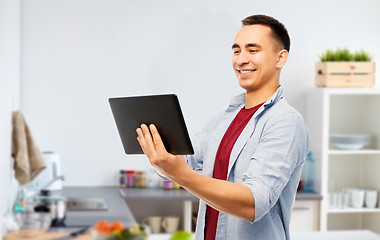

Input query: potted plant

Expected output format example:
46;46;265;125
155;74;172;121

315;48;375;87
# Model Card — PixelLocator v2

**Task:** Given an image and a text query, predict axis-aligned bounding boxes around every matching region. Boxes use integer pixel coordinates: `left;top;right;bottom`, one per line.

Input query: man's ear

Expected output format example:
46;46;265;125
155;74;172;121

276;49;288;69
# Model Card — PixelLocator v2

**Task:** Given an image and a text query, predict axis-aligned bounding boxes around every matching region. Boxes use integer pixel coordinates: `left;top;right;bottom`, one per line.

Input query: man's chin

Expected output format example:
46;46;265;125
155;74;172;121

238;79;255;91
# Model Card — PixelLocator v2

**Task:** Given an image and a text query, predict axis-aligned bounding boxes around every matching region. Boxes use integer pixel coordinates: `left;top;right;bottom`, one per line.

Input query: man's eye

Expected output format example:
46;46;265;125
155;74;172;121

233;50;240;54
249;49;258;53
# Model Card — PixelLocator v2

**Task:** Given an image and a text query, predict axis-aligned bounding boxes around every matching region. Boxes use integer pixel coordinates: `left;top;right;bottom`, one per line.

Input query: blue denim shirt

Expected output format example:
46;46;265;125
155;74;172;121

185;86;310;240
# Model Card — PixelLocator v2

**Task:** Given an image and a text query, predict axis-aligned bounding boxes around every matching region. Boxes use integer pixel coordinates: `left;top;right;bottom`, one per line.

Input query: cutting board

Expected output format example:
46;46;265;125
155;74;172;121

3;231;91;240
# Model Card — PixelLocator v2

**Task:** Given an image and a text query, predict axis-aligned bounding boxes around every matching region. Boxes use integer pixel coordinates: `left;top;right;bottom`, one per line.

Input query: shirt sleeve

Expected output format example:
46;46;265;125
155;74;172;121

185;111;224;171
242;112;310;222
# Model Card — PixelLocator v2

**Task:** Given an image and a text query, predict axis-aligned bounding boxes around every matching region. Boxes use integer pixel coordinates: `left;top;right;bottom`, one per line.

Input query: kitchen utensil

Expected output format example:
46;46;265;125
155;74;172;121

351;189;365;208
342;190;350;208
328;192;343;209
342;188;354;208
50;227;89;240
162;216;179;234
25;187;67;227
335;192;343;209
142;216;162;233
365;190;378;208
12;211;51;237
330;134;370;150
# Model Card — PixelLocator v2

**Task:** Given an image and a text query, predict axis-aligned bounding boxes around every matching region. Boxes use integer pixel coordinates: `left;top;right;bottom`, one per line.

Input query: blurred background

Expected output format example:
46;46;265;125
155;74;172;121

2;0;380;235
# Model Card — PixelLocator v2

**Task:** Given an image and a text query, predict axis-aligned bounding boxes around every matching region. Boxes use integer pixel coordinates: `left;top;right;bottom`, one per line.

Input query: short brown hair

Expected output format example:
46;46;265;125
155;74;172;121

242;15;290;52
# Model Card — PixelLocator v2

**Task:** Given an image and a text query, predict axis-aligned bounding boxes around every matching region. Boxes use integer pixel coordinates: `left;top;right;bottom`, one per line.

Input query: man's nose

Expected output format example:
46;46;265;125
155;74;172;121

236;51;250;66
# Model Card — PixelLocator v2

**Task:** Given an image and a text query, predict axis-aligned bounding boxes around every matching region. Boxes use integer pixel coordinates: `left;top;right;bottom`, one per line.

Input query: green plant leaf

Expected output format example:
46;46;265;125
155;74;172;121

319;48;371;62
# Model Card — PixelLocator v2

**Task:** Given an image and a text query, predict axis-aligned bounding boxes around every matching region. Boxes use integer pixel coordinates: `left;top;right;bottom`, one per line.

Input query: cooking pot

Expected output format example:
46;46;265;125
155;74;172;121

25;189;67;227
24;175;66;227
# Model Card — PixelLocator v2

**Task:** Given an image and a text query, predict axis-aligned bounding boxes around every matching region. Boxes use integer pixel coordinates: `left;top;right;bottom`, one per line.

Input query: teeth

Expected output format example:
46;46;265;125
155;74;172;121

236;69;255;73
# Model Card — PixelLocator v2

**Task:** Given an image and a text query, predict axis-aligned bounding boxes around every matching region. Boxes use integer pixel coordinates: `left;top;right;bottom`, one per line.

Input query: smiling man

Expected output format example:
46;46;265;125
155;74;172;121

136;15;309;240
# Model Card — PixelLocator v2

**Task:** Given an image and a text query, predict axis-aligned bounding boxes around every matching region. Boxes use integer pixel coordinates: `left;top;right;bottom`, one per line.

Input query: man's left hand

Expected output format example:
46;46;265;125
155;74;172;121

136;124;187;179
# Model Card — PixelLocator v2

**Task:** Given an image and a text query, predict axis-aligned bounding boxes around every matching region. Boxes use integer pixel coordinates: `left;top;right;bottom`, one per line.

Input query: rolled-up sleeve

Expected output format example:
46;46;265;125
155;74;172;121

243;112;309;222
185;112;224;171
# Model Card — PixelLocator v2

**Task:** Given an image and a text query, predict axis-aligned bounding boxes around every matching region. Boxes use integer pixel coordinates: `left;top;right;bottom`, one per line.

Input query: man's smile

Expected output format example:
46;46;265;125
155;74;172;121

235;67;257;78
235;68;257;73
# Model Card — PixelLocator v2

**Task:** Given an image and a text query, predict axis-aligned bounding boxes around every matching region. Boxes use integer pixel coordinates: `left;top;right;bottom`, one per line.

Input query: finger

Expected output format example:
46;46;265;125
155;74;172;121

140;124;153;145
140;124;158;155
136;127;148;154
149;124;167;155
137;126;157;166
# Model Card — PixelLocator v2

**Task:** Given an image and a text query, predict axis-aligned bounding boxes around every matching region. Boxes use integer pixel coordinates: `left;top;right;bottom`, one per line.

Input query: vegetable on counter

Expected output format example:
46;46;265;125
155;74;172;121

92;220;148;240
170;230;195;240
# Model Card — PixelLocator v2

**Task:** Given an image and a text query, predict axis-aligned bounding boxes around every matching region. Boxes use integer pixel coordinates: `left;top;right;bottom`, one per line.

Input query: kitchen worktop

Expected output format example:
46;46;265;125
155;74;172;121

46;187;321;234
119;188;198;201
4;186;336;240
295;191;323;200
120;188;322;201
5;230;380;240
50;186;136;232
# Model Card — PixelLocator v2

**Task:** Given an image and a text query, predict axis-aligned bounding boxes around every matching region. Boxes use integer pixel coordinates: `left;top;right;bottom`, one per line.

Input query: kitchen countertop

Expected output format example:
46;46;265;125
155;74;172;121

296;191;323;200
49;186;136;232
151;230;380;240
120;188;322;201
5;230;380;240
119;188;198;201
3;186;347;240
45;187;321;233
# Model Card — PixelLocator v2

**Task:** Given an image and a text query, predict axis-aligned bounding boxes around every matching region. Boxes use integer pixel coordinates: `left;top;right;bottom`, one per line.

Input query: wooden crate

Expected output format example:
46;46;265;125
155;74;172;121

315;62;375;87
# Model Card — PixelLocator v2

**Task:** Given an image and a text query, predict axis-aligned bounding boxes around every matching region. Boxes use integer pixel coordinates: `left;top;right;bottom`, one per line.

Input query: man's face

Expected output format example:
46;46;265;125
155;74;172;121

232;25;282;92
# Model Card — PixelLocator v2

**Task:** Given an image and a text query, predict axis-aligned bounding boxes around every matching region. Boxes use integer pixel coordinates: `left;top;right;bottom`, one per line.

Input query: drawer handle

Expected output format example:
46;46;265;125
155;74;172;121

293;207;310;211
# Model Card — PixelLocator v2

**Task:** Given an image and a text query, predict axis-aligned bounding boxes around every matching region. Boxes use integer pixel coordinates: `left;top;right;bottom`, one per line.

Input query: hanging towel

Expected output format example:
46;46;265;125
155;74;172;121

11;111;45;185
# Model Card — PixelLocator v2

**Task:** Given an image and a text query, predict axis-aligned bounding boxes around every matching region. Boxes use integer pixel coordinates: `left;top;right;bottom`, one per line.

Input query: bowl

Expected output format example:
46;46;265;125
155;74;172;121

330;134;370;150
12;211;51;237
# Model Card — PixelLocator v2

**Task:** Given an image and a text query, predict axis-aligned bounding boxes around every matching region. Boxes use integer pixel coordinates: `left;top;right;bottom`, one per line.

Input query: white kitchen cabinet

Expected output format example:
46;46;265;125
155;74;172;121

306;88;380;234
290;200;320;231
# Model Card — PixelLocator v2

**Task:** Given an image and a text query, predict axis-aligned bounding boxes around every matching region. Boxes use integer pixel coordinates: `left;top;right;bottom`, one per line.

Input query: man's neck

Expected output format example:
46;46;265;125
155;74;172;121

245;84;279;109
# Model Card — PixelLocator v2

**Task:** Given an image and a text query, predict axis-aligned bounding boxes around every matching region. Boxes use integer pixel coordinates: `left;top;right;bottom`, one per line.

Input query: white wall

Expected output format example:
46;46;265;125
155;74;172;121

19;0;380;186
0;0;20;237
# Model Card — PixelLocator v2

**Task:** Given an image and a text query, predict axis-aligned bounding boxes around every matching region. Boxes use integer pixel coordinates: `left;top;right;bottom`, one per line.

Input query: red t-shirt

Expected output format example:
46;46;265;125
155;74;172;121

204;102;264;240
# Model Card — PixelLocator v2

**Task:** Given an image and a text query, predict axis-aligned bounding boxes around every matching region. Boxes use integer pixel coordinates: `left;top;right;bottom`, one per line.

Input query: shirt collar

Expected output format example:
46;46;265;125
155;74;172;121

229;85;284;109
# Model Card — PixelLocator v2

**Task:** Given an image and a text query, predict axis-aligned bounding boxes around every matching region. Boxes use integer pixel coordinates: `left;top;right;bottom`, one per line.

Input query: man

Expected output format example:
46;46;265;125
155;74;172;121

136;14;309;240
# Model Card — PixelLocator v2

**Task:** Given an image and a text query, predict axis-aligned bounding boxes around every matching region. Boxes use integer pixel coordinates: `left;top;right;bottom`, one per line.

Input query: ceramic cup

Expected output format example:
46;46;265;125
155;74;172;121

365;190;378;208
342;188;354;208
142;216;162;234
328;192;344;209
328;192;335;209
351;189;365;208
162;216;179;234
342;191;350;208
334;192;343;209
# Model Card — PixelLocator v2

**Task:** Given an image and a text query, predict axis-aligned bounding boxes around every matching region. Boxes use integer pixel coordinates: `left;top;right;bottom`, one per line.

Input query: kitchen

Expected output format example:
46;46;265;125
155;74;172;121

1;0;380;239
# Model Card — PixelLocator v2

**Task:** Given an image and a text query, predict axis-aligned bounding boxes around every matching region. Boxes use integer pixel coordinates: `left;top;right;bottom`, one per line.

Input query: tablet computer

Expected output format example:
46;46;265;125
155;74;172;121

109;94;194;155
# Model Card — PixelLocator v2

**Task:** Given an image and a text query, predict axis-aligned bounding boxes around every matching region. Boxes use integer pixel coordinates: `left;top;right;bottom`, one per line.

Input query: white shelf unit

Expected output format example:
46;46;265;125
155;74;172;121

306;88;380;234
327;208;380;214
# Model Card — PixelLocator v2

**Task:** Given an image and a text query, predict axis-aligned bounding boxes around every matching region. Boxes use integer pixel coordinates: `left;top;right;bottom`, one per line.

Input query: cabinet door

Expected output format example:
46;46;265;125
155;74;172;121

290;200;320;231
